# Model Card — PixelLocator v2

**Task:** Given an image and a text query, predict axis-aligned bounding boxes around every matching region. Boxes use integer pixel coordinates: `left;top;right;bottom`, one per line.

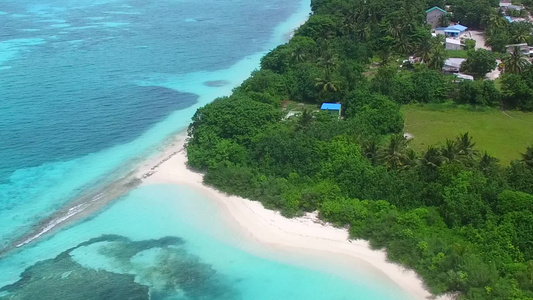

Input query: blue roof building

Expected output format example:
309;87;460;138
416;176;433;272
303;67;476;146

320;103;341;117
448;24;468;32
435;24;468;37
321;103;341;110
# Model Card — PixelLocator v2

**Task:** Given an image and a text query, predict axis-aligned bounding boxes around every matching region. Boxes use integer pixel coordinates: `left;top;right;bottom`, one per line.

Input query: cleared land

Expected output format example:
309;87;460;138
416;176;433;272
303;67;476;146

446;50;469;58
402;103;533;165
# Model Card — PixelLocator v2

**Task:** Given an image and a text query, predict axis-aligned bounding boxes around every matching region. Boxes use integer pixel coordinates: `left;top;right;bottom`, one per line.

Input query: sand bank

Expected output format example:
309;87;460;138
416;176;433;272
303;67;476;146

141;134;451;300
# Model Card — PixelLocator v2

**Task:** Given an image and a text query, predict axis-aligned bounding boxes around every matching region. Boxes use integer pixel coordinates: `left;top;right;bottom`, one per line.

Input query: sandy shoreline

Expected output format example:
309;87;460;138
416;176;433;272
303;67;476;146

141;133;450;300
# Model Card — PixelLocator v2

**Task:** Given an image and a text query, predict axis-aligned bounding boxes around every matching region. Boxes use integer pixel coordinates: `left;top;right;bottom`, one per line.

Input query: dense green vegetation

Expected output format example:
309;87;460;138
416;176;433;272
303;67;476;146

186;0;533;298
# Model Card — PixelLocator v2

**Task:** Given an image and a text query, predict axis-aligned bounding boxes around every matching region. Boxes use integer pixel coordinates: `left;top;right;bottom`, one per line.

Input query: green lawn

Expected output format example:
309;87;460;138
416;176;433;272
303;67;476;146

402;103;533;165
445;49;469;58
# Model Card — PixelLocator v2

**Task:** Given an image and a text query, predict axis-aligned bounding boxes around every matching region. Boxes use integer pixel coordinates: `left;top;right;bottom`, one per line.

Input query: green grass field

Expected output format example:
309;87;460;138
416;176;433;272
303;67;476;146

402;103;533;165
445;49;469;58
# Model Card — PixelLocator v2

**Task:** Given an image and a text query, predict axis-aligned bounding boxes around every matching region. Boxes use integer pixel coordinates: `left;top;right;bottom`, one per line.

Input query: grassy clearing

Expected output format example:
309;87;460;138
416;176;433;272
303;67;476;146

282;101;318;112
446;49;469;58
402;103;533;165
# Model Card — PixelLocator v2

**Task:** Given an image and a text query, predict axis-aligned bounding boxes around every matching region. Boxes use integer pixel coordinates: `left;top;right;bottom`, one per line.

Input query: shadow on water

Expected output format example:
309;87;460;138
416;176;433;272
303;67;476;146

0;235;239;300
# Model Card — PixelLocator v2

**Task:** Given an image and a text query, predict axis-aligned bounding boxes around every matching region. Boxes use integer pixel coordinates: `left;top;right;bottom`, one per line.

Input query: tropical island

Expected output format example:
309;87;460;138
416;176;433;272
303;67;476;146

185;0;533;299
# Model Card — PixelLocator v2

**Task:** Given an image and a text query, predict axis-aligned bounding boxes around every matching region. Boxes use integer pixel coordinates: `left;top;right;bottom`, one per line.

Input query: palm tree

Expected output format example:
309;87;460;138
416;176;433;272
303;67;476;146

455;132;479;159
380;134;410;169
427;43;448;71
483;13;508;29
510;22;532;44
388;18;404;39
315;71;339;100
395;36;413;55
414;37;433;63
503;46;531;74
479;152;499;173
291;47;307;64
404;149;419;169
341;5;359;37
297;109;313;131
420;145;443;170
521;146;533;168
406;149;420;169
362;140;380;165
318;52;339;73
441;139;460;164
355;23;372;41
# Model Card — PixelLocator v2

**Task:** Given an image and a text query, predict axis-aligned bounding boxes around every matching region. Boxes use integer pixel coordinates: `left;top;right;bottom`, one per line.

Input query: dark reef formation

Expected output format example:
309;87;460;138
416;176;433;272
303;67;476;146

1;235;239;300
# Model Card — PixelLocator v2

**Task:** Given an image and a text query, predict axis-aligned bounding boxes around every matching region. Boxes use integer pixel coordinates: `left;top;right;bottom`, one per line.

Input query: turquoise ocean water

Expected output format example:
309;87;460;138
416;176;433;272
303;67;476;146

0;0;415;299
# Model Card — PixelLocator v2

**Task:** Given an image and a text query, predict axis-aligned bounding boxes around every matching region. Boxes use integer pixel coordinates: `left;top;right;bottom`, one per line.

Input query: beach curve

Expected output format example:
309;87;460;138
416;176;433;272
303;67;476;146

142;133;452;300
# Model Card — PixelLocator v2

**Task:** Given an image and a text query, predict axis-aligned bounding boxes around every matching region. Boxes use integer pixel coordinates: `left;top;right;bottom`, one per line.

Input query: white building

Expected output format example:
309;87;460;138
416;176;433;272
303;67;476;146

443;58;466;73
446;38;464;50
506;43;531;56
455;73;474;81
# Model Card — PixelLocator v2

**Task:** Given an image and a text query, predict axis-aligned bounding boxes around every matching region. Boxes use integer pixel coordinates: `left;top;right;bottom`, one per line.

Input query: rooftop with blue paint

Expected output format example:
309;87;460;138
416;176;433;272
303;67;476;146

321;103;341;111
448;24;467;32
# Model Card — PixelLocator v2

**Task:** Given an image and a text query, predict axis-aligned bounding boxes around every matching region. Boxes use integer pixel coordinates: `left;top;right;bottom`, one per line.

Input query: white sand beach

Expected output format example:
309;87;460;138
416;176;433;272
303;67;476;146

140;134;452;300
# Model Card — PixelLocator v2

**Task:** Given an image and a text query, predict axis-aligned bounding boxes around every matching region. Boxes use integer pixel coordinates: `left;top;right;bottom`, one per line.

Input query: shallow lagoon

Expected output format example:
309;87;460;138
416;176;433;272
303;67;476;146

0;185;414;299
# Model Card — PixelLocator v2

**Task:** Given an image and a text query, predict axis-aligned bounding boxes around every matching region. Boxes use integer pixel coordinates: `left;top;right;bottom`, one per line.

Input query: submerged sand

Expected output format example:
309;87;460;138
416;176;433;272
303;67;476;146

141;134;451;300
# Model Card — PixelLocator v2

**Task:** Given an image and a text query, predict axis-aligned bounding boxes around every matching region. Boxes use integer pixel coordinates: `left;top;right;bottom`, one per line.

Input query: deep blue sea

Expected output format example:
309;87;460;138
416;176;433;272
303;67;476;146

0;1;415;299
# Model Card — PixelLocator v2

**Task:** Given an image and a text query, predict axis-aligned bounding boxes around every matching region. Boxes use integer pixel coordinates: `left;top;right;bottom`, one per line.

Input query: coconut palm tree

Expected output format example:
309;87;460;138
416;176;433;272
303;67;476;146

510;22;532;44
427;44;448;70
355;23;372;41
380;134;410;169
420;145;443;170
479;152;499;173
341;5;359;37
483;13;508;29
395;36;413;55
503;46;531;74
441;139;460;164
388;16;405;39
362;140;380;166
297;109;313;131
315;71;339;100
404;149;419;169
291;47;307;64
414;37;433;63
521;146;533;168
456;132;479;160
317;52;339;72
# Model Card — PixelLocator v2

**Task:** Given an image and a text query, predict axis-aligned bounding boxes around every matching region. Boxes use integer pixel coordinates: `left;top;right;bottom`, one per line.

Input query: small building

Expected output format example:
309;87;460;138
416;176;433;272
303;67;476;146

506;43;530;55
320;103;341;117
499;0;511;7
445;38;464;50
446;24;468;37
443;58;466;73
435;27;447;36
435;24;468;38
454;73;474;82
507;4;522;11
426;6;447;29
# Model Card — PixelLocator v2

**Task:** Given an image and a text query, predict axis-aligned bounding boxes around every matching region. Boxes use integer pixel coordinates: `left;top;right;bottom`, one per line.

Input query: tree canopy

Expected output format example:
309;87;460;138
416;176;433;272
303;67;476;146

186;0;533;298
